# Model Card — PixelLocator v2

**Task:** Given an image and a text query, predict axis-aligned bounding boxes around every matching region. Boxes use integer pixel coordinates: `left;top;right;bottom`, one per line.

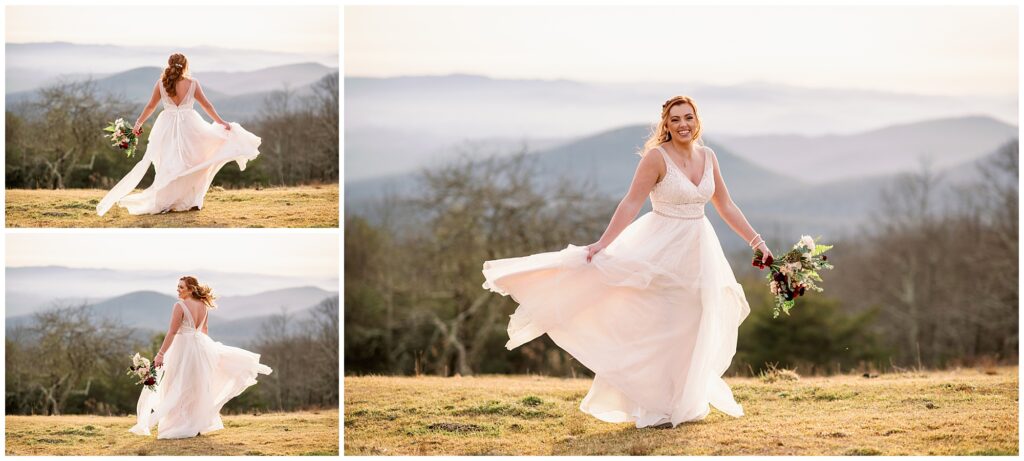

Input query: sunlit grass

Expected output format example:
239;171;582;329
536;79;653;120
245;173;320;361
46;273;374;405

344;367;1018;455
6;184;339;228
6;410;339;455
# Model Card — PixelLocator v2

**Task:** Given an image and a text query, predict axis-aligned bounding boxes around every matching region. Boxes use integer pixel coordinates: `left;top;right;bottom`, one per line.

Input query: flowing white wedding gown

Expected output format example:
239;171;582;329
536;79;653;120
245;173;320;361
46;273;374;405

96;78;261;216
482;145;751;429
130;300;272;439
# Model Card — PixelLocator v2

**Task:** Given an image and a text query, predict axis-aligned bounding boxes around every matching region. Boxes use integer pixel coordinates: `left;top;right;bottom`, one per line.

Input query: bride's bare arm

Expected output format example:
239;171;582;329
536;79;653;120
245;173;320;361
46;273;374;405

154;303;184;367
193;81;231;130
133;83;161;135
586;150;664;262
707;148;774;262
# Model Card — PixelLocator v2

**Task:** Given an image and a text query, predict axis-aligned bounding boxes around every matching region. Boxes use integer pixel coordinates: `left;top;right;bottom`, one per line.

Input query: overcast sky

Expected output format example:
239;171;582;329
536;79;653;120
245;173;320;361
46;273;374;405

6;233;339;279
6;5;338;55
346;5;1018;96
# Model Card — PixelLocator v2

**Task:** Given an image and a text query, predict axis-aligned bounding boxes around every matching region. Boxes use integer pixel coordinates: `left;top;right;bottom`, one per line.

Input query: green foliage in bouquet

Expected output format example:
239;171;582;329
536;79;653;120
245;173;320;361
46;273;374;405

753;235;835;318
103;118;142;158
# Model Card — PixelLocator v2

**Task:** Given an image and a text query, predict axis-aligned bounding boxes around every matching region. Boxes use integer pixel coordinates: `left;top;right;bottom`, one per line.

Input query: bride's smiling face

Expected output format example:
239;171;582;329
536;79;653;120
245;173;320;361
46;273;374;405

667;103;698;143
176;280;188;299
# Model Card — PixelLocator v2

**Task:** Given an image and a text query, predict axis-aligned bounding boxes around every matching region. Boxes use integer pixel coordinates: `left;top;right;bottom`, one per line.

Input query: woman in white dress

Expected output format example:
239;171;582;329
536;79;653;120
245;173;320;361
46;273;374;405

96;53;261;216
482;95;774;429
130;276;272;439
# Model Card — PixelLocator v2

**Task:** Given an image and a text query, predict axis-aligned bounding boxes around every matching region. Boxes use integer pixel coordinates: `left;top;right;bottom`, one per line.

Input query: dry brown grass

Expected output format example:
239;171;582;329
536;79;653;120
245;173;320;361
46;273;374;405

344;367;1018;456
5;410;338;455
5;185;338;228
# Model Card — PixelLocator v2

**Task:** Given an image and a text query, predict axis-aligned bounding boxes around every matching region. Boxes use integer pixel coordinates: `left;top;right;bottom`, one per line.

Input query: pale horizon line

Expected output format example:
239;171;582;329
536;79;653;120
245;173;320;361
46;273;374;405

5;264;339;280
344;71;1019;100
7;40;338;57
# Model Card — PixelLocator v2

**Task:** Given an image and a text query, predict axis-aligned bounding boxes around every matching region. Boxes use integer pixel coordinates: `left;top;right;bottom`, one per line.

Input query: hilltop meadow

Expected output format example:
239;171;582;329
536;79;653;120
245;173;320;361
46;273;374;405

344;368;1017;456
6;185;338;228
7;410;338;456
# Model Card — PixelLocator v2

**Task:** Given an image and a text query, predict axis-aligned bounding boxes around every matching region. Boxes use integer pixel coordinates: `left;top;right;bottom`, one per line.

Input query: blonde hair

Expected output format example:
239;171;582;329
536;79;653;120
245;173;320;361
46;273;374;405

179;275;217;308
161;53;190;97
639;95;704;157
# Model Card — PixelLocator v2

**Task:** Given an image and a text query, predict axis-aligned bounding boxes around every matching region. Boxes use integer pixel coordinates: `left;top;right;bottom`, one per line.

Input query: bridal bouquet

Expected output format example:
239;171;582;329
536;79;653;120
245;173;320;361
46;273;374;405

753;235;834;318
103;118;142;158
127;352;160;391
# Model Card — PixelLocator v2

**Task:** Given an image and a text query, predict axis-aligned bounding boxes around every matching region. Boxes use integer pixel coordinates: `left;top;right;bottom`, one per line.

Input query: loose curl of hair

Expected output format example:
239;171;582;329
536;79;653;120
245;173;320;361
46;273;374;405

179;275;217;309
161;53;189;98
638;95;703;157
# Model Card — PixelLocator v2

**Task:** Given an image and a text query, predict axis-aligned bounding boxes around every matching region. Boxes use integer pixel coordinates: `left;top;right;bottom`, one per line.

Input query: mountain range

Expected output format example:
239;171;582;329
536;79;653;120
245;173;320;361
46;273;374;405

7;62;338;123
6;42;338;92
5;266;339;318
346;115;1017;250
717;116;1018;184
5;287;338;347
344;74;1017;180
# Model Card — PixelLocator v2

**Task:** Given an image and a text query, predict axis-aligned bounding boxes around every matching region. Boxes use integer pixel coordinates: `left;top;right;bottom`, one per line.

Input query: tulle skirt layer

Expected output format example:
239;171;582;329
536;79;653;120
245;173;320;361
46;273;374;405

482;212;750;428
97;110;261;216
129;329;272;439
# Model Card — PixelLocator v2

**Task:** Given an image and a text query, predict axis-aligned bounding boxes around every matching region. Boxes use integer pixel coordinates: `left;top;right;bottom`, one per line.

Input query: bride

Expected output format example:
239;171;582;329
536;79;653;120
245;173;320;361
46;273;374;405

130;276;272;439
96;53;261;216
482;95;774;429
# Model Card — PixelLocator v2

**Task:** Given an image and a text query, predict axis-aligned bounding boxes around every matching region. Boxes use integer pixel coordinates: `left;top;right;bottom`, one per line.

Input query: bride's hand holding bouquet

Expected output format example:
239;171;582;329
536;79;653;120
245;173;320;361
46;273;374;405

752;235;834;318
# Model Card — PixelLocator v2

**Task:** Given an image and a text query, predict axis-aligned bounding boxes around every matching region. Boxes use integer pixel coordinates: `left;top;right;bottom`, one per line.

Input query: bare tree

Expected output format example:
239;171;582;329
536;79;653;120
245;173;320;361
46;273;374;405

27;80;132;189
7;304;135;415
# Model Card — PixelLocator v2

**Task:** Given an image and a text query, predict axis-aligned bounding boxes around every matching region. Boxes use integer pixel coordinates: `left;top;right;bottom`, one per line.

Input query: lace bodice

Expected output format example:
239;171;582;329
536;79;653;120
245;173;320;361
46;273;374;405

649;145;715;219
159;79;197;112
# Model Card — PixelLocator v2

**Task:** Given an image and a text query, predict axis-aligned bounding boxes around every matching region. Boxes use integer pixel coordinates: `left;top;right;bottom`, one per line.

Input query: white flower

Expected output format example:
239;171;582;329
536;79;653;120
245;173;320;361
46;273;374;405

132;352;143;367
799;235;815;253
769;281;781;294
787;261;802;273
115;118;124;125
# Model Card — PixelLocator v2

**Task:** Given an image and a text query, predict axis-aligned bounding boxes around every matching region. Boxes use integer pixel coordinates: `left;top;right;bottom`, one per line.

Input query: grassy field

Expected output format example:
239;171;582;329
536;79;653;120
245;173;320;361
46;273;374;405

5;185;338;227
6;409;338;455
344;367;1018;456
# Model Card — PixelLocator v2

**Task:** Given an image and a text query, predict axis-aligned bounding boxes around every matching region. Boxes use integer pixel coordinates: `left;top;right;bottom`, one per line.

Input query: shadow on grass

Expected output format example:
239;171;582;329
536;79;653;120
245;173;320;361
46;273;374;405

550;419;709;456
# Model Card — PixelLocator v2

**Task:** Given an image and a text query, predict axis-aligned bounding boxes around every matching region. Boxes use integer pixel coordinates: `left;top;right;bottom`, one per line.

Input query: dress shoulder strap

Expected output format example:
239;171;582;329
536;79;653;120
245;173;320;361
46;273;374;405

654;145;670;168
187;78;198;101
656;144;685;174
175;300;194;326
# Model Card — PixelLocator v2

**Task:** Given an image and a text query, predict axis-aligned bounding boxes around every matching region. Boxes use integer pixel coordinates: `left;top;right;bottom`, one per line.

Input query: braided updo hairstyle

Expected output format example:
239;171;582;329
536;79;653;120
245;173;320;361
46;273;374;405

161;53;189;97
179;275;217;308
639;95;703;157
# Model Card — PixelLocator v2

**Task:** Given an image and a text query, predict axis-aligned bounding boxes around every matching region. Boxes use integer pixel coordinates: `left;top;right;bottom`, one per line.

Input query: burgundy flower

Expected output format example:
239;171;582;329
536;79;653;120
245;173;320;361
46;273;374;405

798;286;806;296
120;142;129;149
821;255;828;261
144;376;156;386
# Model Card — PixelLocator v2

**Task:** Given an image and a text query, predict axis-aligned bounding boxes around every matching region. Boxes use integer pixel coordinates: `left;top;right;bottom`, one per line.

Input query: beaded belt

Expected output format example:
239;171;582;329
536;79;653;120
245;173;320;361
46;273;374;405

652;201;705;219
